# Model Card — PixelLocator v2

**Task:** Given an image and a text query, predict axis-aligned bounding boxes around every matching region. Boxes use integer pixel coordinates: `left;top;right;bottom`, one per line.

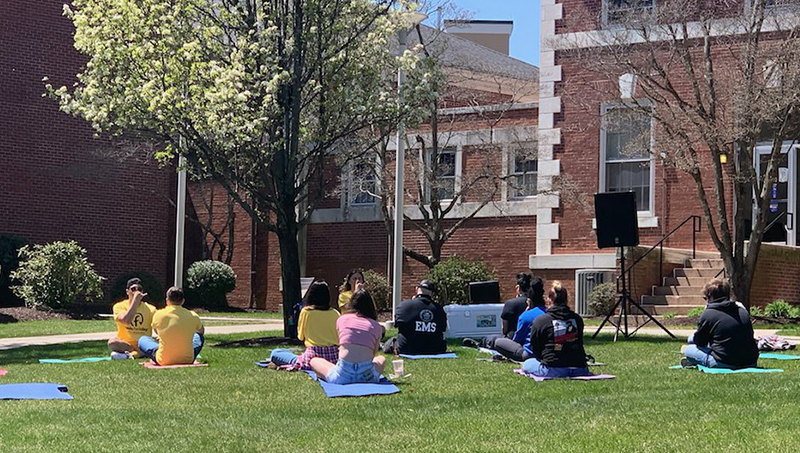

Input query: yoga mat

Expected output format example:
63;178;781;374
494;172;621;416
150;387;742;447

477;347;499;355
514;368;615;382
670;364;784;373
0;369;7;376
39;357;111;364
698;365;783;374
759;352;800;360
140;361;207;369
0;383;73;400
399;352;458;359
303;370;400;398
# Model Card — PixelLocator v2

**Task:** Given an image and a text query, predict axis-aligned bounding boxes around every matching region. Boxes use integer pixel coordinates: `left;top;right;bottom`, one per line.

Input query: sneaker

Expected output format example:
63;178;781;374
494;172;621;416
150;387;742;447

680;357;694;368
462;338;480;349
491;354;508;362
110;351;132;360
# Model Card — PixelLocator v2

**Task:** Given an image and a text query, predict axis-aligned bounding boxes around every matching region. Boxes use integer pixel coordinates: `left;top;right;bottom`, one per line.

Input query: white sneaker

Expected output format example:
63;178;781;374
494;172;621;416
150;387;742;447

110;351;131;360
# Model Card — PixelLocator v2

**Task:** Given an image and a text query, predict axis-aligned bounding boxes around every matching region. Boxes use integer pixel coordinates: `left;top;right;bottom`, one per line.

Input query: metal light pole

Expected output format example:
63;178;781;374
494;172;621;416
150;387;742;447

391;13;427;326
174;152;187;288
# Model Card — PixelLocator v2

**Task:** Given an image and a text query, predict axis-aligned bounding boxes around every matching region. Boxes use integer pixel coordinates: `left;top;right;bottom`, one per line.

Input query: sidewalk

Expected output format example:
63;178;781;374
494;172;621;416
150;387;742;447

0;321;284;350
591;325;800;342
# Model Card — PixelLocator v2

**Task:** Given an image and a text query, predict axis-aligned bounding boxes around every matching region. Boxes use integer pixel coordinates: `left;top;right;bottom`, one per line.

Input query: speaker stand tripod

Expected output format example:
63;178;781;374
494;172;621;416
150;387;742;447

592;247;676;341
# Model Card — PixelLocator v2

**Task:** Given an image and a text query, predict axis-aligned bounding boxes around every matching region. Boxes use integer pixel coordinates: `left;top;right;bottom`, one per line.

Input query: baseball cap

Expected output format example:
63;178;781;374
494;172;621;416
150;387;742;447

418;279;437;295
126;278;142;289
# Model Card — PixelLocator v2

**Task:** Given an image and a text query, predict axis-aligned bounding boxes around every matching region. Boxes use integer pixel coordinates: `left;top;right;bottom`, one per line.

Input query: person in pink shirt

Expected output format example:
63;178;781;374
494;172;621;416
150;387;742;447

310;290;386;384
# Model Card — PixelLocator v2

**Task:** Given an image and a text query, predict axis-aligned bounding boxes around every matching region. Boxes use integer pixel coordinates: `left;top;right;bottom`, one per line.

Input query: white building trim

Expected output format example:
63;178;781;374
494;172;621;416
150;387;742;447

536;0;563;256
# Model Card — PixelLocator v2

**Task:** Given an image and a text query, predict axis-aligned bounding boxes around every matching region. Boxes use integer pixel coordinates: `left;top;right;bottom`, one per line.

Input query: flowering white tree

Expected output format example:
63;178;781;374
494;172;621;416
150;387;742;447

49;0;423;335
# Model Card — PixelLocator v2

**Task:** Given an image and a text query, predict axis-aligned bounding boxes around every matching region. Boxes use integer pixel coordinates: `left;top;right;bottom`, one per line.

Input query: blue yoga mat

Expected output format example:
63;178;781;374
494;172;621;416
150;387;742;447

399;352;458;360
0;383;74;400
698;365;783;374
303;370;400;398
39;357;111;364
759;352;800;360
670;365;783;373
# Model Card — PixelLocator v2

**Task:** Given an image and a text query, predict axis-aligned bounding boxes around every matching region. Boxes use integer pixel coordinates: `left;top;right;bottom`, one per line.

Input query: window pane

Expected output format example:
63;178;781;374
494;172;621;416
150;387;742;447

351;162;376;205
606;161;650;211
438;151;456;177
605;108;651;160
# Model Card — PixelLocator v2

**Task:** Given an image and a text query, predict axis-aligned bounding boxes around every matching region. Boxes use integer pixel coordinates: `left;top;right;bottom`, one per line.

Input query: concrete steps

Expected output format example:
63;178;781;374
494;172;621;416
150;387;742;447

639;257;723;316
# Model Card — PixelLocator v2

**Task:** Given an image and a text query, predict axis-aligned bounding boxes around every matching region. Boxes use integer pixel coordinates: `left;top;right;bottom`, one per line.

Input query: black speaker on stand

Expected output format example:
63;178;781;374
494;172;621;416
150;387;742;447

592;192;674;341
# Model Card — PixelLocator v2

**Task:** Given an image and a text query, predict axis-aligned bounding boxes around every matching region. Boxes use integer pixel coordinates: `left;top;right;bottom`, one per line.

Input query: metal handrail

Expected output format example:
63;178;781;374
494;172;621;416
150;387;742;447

617;215;702;292
763;210;787;237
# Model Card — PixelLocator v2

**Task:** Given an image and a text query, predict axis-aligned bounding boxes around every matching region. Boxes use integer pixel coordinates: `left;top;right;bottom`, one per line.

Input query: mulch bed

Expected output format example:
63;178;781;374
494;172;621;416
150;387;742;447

0;306;104;324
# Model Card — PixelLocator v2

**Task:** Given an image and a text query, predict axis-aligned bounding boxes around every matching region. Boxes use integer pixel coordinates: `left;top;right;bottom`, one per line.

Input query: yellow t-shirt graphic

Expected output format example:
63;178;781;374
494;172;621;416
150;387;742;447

112;299;156;348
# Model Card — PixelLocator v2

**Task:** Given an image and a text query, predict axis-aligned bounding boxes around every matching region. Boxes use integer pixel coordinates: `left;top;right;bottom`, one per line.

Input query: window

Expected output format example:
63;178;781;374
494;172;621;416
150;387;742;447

426;148;457;202
601;106;653;212
349;161;377;205
604;0;656;26
508;146;538;199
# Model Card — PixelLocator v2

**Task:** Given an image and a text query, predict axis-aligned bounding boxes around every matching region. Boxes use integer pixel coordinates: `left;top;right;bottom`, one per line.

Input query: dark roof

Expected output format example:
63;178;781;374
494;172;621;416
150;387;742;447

405;25;538;82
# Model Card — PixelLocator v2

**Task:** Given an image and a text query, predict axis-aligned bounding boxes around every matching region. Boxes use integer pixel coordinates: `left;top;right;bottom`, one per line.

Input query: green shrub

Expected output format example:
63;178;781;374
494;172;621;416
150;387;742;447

687;306;705;318
362;269;391;312
11;241;104;310
425;256;495;305
0;234;27;306
662;312;676;320
110;271;164;306
791;306;800;319
749;306;763;318
765;300;794;318
588;282;617;316
186;260;236;309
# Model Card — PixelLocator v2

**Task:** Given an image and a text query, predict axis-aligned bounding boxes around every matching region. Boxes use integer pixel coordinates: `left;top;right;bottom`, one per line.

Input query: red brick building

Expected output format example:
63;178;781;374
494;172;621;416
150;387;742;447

0;1;178;305
190;23;541;310
537;0;800;312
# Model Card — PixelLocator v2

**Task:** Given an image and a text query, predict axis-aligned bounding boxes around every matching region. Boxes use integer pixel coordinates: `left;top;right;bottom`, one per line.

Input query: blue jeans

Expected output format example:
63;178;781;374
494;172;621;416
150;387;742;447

522;358;590;378
269;348;298;366
138;333;204;365
326;359;380;384
684;333;739;368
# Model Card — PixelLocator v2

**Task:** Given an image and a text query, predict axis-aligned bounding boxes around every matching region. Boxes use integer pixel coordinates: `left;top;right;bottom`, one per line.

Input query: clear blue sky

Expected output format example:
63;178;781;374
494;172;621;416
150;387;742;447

428;0;540;66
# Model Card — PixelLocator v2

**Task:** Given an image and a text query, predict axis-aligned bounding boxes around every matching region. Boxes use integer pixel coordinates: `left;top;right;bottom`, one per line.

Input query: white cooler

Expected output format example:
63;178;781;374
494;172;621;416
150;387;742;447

444;303;504;339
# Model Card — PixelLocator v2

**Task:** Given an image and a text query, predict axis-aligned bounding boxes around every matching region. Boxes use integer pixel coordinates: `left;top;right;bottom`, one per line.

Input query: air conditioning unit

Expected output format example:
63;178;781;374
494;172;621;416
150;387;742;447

575;269;616;316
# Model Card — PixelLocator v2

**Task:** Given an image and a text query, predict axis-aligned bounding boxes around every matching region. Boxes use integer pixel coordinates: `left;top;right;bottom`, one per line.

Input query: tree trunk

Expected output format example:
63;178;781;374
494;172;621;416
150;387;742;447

729;260;754;308
276;213;301;338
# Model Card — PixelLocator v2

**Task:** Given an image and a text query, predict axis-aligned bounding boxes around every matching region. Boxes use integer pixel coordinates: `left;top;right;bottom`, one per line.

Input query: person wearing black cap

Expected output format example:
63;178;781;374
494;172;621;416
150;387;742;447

108;277;157;359
382;280;447;355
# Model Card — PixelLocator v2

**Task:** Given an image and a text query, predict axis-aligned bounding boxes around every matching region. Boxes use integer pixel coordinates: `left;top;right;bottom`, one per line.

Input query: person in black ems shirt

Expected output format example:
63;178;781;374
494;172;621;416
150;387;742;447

681;278;758;369
520;281;589;377
382;280;447;355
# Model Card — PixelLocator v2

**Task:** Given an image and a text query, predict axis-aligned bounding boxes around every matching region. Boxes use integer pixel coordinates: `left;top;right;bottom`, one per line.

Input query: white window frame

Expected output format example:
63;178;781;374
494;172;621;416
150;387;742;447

504;143;538;200
602;0;657;28
599;103;656;215
347;157;379;207
423;146;461;203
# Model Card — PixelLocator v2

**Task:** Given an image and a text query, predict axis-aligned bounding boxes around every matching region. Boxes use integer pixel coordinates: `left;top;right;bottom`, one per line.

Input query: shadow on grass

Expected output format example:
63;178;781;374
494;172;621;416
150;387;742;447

1;341;108;365
586;333;685;346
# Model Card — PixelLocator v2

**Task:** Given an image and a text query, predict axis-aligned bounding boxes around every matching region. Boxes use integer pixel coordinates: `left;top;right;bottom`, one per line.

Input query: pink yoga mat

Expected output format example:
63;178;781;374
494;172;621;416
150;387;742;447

514;368;615;381
139;361;207;369
0;369;7;376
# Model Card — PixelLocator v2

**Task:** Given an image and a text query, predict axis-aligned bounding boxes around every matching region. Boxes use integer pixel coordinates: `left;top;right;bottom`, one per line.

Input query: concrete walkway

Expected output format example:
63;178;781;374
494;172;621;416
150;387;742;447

3;322;799;350
0;321;284;350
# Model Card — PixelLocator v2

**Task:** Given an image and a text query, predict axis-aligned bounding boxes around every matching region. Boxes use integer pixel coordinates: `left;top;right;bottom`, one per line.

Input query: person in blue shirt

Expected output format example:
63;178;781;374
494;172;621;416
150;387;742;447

490;276;546;362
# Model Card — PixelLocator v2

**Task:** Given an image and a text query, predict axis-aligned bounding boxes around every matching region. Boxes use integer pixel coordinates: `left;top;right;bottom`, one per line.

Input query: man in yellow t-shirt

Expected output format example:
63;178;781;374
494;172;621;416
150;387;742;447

138;287;204;366
108;278;157;359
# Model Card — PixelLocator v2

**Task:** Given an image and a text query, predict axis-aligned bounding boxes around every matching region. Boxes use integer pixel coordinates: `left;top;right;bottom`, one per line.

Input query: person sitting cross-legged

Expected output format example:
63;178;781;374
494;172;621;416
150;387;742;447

521;281;590;378
381;280;447;355
487;276;547;362
108;278;156;360
138;287;205;366
269;281;340;369
310;290;386;384
680;278;758;369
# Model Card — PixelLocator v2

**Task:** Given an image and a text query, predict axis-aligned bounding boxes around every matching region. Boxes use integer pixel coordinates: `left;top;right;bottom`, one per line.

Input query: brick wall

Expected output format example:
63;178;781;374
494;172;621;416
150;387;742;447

0;1;176;305
750;243;800;308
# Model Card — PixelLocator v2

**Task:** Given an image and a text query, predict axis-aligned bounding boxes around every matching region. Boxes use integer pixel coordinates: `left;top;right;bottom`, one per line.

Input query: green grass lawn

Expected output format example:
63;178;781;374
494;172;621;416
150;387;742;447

2;331;800;452
0;317;277;339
